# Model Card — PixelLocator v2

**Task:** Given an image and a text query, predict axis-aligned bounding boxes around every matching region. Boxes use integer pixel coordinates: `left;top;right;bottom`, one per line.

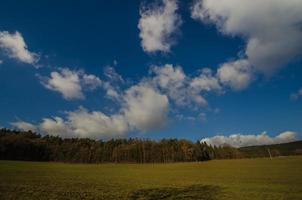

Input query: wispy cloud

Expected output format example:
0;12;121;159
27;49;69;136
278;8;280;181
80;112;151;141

290;88;302;101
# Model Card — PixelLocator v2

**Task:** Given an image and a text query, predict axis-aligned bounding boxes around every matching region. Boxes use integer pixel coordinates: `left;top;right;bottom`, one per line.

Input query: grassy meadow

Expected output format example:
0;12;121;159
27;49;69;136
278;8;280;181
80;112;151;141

1;156;302;200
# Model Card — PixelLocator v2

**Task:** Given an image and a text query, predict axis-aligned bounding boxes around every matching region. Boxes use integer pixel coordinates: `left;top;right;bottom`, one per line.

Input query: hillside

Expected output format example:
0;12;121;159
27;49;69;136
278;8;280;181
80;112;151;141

239;140;302;158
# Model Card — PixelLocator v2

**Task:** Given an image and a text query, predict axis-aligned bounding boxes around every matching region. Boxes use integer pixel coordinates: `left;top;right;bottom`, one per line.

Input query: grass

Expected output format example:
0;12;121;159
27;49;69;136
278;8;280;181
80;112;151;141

0;156;302;200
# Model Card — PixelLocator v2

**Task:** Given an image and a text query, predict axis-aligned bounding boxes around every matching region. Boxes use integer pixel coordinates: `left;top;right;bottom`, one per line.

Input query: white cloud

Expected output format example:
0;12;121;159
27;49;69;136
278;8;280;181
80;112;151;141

13;83;169;139
150;64;221;107
190;68;221;92
11;121;37;132
39;117;71;138
189;75;219;104
40;68;102;100
103;82;121;100
0;31;39;64
138;0;182;53
13;61;277;139
41;69;84;100
151;64;188;105
66;108;128;139
21;63;264;139
13;109;128;139
201;131;298;147
186;68;222;106
151;64;185;89
82;74;102;90
290;88;302;101
191;0;302;74
102;66;124;101
217;59;253;90
123;84;169;131
0;60;3;64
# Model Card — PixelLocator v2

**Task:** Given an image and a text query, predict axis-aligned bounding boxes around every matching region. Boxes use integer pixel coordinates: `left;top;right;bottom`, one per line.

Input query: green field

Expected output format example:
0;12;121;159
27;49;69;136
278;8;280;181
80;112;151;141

1;157;302;200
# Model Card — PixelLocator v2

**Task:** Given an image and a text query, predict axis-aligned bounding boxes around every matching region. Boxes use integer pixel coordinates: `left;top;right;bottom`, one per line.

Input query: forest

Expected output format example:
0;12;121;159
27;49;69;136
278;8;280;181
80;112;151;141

0;128;301;163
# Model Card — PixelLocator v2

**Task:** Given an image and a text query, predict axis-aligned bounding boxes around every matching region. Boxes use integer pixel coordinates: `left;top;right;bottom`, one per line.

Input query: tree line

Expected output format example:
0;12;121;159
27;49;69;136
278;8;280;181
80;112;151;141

1;128;301;163
0;128;244;163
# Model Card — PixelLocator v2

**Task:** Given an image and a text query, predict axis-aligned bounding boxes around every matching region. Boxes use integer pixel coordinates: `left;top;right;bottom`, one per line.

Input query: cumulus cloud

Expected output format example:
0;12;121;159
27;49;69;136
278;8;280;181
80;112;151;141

190;68;222;92
138;0;182;53
186;68;221;106
24;63;267;139
151;64;185;89
13;83;169;139
150;64;222;107
201;131;298;147
13;108;128;139
39;117;71;138
67;109;128;139
151;64;189;105
217;59;253;90
40;68;102;100
123;84;169;131
13;62;271;139
0;31;39;64
191;0;302;74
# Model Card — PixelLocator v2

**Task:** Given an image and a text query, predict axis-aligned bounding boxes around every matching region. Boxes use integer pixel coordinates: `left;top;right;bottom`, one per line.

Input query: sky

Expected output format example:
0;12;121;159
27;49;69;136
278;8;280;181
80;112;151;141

0;0;302;146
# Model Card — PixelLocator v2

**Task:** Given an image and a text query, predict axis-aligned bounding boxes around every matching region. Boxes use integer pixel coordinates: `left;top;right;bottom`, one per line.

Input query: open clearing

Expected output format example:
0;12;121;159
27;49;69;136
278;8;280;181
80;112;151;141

1;156;302;200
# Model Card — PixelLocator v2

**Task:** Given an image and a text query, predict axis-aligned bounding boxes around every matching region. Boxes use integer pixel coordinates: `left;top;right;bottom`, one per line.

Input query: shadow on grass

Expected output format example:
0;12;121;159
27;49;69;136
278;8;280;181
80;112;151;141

127;185;223;200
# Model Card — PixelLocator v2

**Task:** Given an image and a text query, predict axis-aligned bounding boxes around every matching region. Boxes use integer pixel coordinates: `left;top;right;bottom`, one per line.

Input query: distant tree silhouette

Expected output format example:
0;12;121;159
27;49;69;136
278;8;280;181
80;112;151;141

1;128;300;163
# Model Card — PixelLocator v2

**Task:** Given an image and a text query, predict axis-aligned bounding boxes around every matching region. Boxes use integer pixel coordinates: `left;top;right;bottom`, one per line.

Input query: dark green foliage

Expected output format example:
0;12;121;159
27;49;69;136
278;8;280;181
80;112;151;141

0;129;214;163
0;129;50;161
1;128;301;163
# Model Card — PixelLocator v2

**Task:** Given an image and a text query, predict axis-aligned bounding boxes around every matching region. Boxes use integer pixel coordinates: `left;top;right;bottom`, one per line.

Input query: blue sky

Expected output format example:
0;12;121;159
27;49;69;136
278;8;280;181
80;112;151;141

0;0;301;145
